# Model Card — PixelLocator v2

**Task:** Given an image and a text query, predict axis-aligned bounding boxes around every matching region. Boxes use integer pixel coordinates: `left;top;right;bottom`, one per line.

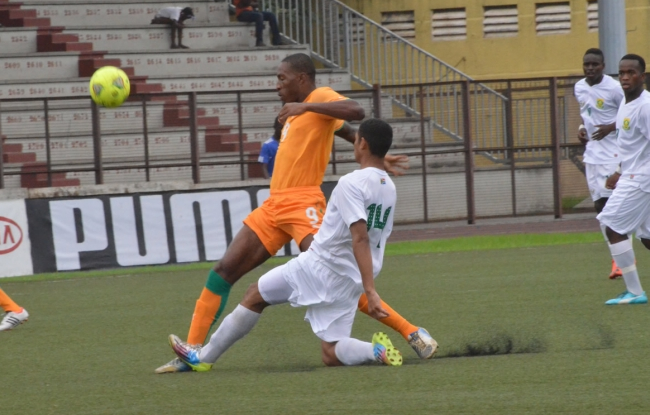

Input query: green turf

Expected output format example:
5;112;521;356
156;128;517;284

1;234;649;414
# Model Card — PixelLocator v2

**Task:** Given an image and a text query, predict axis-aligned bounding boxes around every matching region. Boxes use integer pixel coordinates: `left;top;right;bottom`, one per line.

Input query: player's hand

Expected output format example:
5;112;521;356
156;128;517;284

606;172;621;189
577;128;588;144
277;103;308;124
365;291;389;320
384;154;409;176
592;124;614;141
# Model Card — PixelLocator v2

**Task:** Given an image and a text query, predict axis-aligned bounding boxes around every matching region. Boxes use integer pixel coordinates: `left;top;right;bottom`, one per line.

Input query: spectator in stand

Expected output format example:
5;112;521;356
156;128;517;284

234;0;282;47
258;118;283;179
151;7;195;49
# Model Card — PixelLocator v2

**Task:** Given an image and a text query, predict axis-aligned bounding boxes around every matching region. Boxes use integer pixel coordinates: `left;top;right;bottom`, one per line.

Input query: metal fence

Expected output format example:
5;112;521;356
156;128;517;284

252;0;508;145
0;76;621;224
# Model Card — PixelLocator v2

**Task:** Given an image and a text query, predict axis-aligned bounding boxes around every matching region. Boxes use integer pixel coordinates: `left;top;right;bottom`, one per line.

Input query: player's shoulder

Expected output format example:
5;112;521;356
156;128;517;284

262;137;275;145
574;78;588;90
309;86;347;102
639;91;650;108
342;168;393;190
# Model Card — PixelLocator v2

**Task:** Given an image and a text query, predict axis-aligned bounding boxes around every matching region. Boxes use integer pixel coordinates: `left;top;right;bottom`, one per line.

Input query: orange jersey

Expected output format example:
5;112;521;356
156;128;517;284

270;87;346;191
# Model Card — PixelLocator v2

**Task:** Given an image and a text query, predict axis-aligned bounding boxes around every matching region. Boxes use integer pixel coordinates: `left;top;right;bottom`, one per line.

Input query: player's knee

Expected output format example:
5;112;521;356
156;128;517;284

321;350;341;367
320;342;342;367
241;283;267;313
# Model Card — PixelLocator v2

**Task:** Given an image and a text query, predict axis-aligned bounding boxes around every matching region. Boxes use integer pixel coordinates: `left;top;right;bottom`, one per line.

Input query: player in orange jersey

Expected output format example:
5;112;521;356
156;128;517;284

155;53;437;373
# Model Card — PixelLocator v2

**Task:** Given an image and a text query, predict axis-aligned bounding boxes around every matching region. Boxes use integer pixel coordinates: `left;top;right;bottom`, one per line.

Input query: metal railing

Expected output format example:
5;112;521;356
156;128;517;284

253;0;508;147
1;77;600;224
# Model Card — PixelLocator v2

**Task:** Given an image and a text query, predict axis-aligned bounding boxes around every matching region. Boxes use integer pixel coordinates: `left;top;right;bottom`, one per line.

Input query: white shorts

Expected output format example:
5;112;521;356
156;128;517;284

257;251;362;343
597;178;650;239
585;163;618;201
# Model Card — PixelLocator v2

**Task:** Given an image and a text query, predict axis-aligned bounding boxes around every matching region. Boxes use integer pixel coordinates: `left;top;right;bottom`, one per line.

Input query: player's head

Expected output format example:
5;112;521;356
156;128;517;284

276;53;317;103
355;118;393;162
180;7;194;22
619;54;646;95
583;48;604;82
272;117;283;140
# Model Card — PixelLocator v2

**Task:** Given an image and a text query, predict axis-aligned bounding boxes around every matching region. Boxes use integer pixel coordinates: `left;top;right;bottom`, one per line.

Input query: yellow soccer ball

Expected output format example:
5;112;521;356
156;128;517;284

89;66;131;108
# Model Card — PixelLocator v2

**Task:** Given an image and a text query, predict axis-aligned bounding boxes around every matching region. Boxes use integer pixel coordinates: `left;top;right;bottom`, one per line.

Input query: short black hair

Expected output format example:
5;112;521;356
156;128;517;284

621;53;646;73
584;48;604;62
282;53;316;82
181;7;194;18
358;118;393;157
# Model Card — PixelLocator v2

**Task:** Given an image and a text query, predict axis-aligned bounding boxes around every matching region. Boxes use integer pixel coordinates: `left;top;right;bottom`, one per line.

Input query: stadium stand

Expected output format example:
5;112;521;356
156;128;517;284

0;0;430;189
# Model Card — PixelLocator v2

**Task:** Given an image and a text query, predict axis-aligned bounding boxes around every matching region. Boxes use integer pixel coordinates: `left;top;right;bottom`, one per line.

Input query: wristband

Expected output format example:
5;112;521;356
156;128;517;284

578;124;585;131
616;165;622;174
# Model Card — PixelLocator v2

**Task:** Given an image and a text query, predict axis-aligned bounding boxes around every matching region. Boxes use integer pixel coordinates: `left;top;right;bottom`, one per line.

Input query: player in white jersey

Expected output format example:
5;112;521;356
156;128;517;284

574;48;625;279
596;54;650;305
167;119;409;369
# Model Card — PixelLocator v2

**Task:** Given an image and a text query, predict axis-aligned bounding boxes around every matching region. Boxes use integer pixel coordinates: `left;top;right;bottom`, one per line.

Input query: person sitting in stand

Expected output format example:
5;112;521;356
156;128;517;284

151;7;194;49
233;0;282;47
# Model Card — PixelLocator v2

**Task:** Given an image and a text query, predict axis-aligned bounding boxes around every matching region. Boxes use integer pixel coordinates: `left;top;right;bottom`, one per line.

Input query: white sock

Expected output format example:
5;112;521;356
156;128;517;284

600;224;609;243
334;338;374;366
609;239;644;296
199;304;261;364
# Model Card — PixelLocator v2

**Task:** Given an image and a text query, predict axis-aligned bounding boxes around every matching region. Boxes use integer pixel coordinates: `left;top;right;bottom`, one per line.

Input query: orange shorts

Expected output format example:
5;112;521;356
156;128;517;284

244;186;326;255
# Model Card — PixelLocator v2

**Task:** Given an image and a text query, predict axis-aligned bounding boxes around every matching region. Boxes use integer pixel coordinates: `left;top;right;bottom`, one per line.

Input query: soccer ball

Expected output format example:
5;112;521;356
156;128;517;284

89;66;130;108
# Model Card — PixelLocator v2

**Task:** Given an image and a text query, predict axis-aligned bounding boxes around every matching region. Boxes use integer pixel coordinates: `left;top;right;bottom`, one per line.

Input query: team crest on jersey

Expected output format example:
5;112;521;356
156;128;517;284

623;118;631;131
596;98;604;109
380;178;386;185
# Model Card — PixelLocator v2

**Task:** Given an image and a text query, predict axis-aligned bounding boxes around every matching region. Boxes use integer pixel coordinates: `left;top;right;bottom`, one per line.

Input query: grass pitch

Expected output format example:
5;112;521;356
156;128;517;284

2;232;650;414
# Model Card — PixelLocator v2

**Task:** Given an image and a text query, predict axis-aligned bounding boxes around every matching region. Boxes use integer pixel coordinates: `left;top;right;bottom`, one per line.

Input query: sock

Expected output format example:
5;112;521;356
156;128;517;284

0;288;22;313
358;294;419;340
199;304;261;363
334;338;374;365
187;270;232;345
600;224;609;243
609;239;644;296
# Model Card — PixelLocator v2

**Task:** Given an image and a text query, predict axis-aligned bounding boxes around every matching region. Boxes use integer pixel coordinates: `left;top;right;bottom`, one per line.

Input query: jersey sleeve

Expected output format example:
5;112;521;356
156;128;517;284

334;176;368;228
258;142;270;163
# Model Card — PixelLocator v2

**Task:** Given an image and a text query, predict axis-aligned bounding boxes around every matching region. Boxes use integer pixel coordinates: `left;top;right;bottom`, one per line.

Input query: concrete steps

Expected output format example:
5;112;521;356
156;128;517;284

23;1;229;27
1;24;264;54
0;46;309;81
0;69;350;98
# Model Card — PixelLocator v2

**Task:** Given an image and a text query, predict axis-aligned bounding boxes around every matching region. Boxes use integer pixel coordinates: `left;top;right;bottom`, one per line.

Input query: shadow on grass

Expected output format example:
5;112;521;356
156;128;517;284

437;330;547;359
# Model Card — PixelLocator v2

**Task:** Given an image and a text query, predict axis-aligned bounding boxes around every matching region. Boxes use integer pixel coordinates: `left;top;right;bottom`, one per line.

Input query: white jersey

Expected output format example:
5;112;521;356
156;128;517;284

574;75;624;164
615;90;650;191
155;7;182;21
309;167;396;285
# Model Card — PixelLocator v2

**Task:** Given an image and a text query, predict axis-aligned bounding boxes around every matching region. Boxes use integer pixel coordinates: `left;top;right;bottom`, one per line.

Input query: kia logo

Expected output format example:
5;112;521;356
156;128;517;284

0;216;23;255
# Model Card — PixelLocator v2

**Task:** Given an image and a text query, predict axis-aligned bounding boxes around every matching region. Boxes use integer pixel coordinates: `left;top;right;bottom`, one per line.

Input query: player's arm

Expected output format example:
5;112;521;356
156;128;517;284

277;99;364;124
350;220;389;320
592;122;616;141
577;124;588;144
